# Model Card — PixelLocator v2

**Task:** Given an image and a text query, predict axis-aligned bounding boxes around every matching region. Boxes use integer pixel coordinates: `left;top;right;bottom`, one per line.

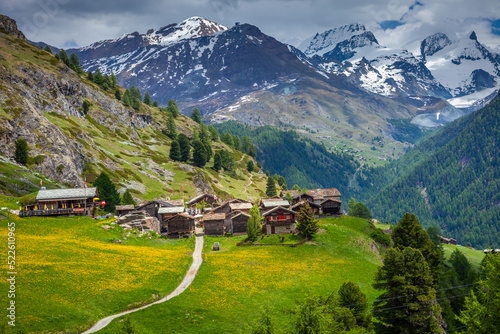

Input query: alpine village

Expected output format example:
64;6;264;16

1;9;500;334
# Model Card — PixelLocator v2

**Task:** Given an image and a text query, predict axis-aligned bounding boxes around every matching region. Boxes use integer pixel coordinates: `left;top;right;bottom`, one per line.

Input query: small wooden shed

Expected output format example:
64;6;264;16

115;204;135;217
163;213;195;237
203;213;226;236
231;211;250;234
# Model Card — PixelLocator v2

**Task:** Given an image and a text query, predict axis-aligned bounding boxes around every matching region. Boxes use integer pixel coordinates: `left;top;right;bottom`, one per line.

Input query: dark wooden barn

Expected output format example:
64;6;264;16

163;213;195;237
231;212;250;234
203;213;226;236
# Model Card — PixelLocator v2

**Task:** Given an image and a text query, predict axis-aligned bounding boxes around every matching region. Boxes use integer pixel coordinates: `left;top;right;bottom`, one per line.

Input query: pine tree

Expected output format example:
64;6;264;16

167;99;179;118
132;97;141;111
232;134;241;150
247;160;254;172
110;72;117;88
373;247;442;333
221;131;233;146
191;107;202;124
169;140;181;161
143;91;152;105
152;100;158;107
266;176;277;197
208;125;219;141
82;100;90;115
14;139;29;165
165;112;177;139
121;189;136;205
199;123;212;159
93;172;120;212
213;151;222;171
192;140;207;167
296;202;319;238
246;205;262;242
348;197;356;215
123;89;132;107
114;89;121;101
338;281;371;327
44;45;52;54
178;133;190;162
69;53;82;73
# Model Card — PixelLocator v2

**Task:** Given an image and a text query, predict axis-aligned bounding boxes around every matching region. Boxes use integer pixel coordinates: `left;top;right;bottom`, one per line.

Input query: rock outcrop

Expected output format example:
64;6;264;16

0;15;27;41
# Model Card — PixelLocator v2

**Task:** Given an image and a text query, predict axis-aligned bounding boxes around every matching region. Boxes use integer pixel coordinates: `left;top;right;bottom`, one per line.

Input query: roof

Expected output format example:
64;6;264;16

262;206;296;217
135;200;171;210
319;198;342;204
165;199;184;207
281;188;342;200
165;212;194;221
291;201;320;210
229;202;253;211
231;211;250;220
261;199;290;208
116;204;135;211
36;187;98;201
203;213;226;221
186;193;215;206
158;206;185;214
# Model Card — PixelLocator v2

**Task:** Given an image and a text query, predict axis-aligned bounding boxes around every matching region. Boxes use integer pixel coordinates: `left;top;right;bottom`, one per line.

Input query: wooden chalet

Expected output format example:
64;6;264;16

163;213;195;237
185;193;218;210
259;198;290;215
115;204;135;217
203;213;226;236
281;188;342;216
158;206;185;224
291;200;320;215
210;198;250;214
135;200;171;218
262;206;296;235
21;187;99;217
231;211;250;234
228;202;253;214
439;236;457;245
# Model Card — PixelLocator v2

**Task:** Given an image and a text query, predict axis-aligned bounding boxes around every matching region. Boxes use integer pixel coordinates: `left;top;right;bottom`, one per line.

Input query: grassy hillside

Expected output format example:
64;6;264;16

0;214;193;333
0;30;268;202
357;94;500;248
94;216;382;333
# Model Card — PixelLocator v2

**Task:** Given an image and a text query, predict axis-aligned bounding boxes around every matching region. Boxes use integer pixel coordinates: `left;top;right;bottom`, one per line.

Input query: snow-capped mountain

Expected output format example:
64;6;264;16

69;18;328;111
297;25;500;109
421;31;500;103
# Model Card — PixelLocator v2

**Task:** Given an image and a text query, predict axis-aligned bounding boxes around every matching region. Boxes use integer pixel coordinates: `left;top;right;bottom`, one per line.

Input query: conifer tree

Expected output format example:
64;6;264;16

132;97;141;111
247;160;254;172
122;89;132;107
14;138;29;165
121;189;136;205
296;201;319;238
178;133;190;162
169;140;181;161
114;89;121;101
232;134;241;150
213;151;222;171
192;139;207;167
266;176;277;197
338;281;371;327
350;202;371;219
93;172;120;212
167;99;179;118
44;45;52;54
246;205;262;242
165;112;177;139
82;100;90;114
69;53;82;73
110;72;117;88
191;107;202;124
374;247;442;333
152;100;158;107
208;125;219;141
143;91;152;105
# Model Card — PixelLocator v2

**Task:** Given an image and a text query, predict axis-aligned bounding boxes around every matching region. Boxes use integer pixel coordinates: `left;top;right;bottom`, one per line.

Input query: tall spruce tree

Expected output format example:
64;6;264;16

296;201;319;238
266;176;277;197
14;139;29;165
192;140;207;167
213;151;222;171
208;125;219;141
167;99;179;118
165;112;177;139
246;205;262;242
143;91;152;105
374;247;442;333
169;140;181;161
94;172;120;212
178;133;190;162
191;108;202;124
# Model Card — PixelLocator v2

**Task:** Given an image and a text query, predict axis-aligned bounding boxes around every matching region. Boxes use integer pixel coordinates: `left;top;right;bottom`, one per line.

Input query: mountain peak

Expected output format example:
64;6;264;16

298;23;373;57
469;31;477;41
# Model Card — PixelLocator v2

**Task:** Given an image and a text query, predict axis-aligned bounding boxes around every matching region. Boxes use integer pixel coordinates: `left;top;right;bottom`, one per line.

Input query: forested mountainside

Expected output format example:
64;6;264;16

214;121;359;201
0;17;266;201
356;93;500;248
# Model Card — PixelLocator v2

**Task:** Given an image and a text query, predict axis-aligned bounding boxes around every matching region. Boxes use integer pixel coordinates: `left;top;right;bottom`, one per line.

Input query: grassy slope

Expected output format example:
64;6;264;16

0;214;194;333
442;244;485;270
98;216;382;333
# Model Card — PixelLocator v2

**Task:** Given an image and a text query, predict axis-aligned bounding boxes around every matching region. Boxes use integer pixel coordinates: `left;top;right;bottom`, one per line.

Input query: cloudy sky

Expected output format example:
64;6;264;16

2;0;500;51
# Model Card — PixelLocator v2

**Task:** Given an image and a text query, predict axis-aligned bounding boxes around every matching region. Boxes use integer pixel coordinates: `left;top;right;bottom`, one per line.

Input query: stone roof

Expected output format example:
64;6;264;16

158;206;185;214
116;205;135;211
186;193;215;206
36;187;98;201
203;213;226;221
261;199;290;208
262;206;296;216
165;199;184;206
229;202;253;211
281;188;341;200
165;212;194;221
231;211;250;220
135;200;171;210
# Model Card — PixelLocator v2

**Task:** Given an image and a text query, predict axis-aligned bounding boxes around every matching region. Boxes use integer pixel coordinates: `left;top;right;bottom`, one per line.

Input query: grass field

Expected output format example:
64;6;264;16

443;244;485;270
97;216;383;333
0;214;194;333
